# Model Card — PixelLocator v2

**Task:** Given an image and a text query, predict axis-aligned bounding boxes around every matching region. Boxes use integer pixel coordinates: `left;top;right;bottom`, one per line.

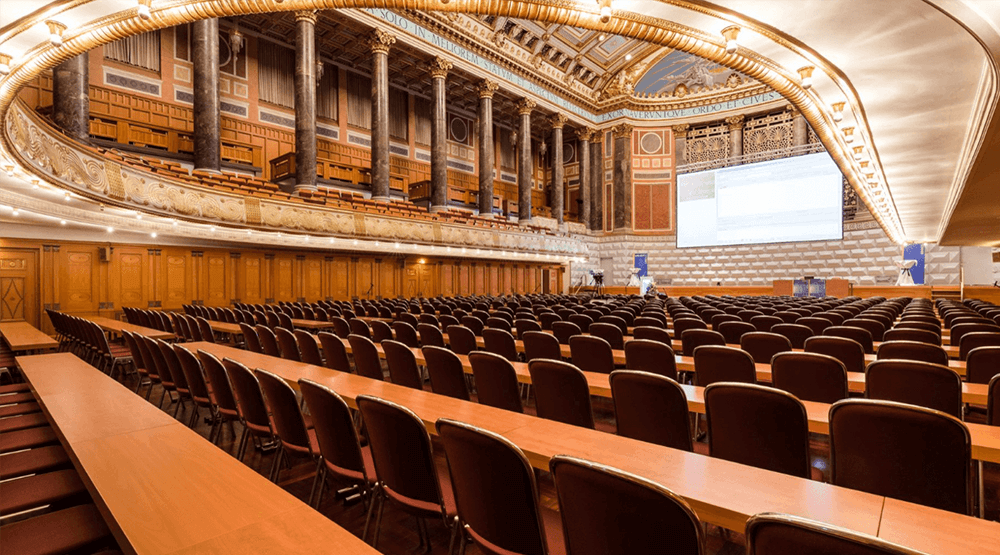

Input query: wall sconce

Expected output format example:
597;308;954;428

137;0;152;21
831;101;845;122
598;0;613;23
797;66;815;89
721;26;740;54
841;126;855;144
46;21;67;47
0;53;12;76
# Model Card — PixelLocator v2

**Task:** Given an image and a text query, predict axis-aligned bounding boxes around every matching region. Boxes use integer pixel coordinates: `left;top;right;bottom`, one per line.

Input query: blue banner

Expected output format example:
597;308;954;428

634;254;648;277
903;244;925;285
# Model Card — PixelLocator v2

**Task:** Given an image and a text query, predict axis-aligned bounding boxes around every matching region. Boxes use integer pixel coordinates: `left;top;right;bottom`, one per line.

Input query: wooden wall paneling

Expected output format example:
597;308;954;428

190;250;203;305
502;265;512;295
205;252;229;307
272;255;294;302
40;244;59;332
304;256;323;302
162;248;189;310
473;264;485;296
60;246;98;315
358;258;374;300
333;257;349;300
0;248;39;327
404;262;418;299
441;264;454;297
419;263;434;298
458;263;471;296
263;254;275;303
241;253;264;305
147;248;162;308
379;259;396;299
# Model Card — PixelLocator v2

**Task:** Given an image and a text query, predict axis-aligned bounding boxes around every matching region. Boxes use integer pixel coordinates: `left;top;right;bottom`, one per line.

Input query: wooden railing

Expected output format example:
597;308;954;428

269;152;406;192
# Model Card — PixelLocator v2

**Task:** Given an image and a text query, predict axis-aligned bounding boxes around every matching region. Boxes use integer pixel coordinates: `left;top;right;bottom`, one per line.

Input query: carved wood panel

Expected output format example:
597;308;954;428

380;262;397;299
333;258;349;299
458;265;470;296
164;252;188;305
441;265;454;297
502;266;513;295
358;259;374;300
113;248;145;308
304;258;323;301
205;254;229;306
473;266;485;296
62;249;96;311
0;249;38;326
242;255;264;304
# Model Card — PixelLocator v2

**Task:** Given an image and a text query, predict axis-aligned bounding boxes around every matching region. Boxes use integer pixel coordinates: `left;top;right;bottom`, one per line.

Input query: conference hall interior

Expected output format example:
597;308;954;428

2;1;1000;554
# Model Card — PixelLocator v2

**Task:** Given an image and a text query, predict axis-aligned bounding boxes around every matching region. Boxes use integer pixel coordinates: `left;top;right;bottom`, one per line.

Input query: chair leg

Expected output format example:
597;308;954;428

310;463;327;508
979;460;985;519
446;516;460;555
269;444;284;482
371;490;387;549
187;405;200;429
307;458;324;507
173;398;184;418
417;516;431;555
362;485;381;544
236;426;250;461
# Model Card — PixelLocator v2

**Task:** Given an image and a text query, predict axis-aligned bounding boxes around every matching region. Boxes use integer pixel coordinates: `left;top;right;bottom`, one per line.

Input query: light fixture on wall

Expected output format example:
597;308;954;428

316;60;324;84
0;53;11;76
137;0;152;21
797;66;815;89
831;101;846;122
45;21;67;47
721;25;740;54
598;0;613;23
230;25;244;62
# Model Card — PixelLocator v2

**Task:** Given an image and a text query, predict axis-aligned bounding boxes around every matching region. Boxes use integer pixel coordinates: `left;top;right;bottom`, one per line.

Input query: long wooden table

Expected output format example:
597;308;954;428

0;321;59;351
15;352;377;555
84;316;175;341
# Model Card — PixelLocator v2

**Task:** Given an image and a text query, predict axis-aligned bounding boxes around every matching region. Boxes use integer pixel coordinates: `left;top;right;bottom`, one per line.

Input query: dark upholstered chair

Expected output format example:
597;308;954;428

356;395;455;549
804;336;865;374
483;328;519;362
967;346;1000;385
718;321;756;344
705;383;813;478
796;317;833;336
524;330;562;363
865;359;963;417
568;314;594;332
382;340;424;390
740;332;792;364
746;513;923;555
487;317;513;333
348;318;372;339
633;326;672;345
239;323;261;353
370;320;393;343
437;419;552;555
569;335;615;375
611;371;693;452
422;346;469;401
712;314;742;331
331;317;351;338
317;332;350;373
553;321;582;345
771;323;814;349
446;325;477;356
875;340;949;366
623;339;677;380
950;322;1000;347
842;318;886;342
771;352;848;404
295;329;323;366
693;345;756;387
469;351;523;413
680;329;726;357
461;316;485;336
515;319;542;340
417;323;445;348
255;325;281;357
829;399;972;514
823;326;874;354
173;345;213;429
196;350;241;446
274;327;301;362
528;359;595;429
223;358;275;461
959;331;1000;361
750;315;783;332
392;321;421;349
256;369;320;483
550;455;704;555
673;318;708;340
883;328;941;346
348;334;384;381
589;322;624;350
599;315;629;336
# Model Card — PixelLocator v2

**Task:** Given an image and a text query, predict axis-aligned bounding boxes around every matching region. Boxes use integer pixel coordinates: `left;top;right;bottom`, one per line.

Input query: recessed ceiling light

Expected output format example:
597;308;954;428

11;208;19;216
625;54;632;61
106;226;114;233
151;232;157;238
60;220;66;225
598;34;606;41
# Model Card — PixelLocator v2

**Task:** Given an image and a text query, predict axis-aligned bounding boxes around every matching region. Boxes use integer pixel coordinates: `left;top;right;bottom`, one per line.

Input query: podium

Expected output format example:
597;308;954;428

773;279;849;298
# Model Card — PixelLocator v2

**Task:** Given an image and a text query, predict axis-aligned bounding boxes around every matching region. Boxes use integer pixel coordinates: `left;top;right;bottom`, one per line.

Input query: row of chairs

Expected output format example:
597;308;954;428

47;310;134;379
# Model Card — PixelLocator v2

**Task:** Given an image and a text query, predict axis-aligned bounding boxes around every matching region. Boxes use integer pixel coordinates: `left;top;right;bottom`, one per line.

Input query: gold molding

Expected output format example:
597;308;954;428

547;113;568;129
366;28;397;55
294;10;318;24
671;124;691;137
428;56;453;79
575;127;595;142
612;123;633;139
475;78;499;99
516;98;536;115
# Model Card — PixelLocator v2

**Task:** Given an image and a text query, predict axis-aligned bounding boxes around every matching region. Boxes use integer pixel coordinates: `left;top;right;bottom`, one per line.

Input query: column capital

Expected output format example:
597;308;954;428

366;28;397;55
611;123;633;138
428;56;453;79
725;115;745;129
589;128;604;144
576;127;596;142
294;10;318;24
785;103;802;117
515;98;536;115
671;123;690;137
547;113;569;129
476;79;499;99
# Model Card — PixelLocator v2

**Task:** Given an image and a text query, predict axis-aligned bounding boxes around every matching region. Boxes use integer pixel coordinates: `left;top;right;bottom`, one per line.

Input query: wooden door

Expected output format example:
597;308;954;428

0;249;39;326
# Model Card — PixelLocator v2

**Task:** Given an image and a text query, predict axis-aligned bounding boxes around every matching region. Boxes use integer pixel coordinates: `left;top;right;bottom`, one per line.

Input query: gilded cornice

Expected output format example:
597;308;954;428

612;123;634;139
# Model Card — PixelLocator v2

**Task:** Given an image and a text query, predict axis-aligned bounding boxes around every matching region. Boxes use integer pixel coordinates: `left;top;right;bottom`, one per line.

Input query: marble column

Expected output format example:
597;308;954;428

590;131;603;231
726;115;745;161
672;124;690;167
790;106;808;146
367;29;396;202
294;11;318;193
52;52;89;143
429;57;453;212
516;98;536;223
476;79;499;216
192;18;220;172
576;127;593;228
548;114;568;224
612;123;633;230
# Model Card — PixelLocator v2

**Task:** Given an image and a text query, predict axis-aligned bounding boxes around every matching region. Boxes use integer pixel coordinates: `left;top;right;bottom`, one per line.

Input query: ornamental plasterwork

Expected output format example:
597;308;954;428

4;101;588;255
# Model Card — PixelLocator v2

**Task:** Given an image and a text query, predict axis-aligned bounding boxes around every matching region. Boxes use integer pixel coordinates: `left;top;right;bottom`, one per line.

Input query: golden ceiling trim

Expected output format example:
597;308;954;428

0;0;903;242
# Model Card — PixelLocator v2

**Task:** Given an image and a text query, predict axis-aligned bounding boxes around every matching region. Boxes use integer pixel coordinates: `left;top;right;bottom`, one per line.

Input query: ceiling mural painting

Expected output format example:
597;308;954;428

633;51;751;99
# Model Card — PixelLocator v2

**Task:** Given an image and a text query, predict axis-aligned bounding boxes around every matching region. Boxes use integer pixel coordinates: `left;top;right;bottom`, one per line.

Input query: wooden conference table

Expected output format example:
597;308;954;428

0;321;59;352
15;352;378;555
85;316;175;341
182;343;1000;553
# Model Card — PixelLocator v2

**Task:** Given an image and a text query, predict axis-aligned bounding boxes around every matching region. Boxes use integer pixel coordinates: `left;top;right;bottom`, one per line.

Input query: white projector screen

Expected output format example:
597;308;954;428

676;152;844;248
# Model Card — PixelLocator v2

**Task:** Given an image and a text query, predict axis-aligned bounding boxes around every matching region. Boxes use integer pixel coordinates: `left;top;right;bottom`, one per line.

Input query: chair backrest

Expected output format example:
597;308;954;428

718;321;756;344
569;335;615;375
875;340;949;366
771;323;814;349
842;318;886;342
299;380;371;486
197;350;237;413
255;325;281;357
633;316;664;329
865;359;963;417
382;340;424;390
623;339;677;380
391;322;420;349
989;374;1000;427
356;395;446;517
883;328;941;346
256;368;311;452
528;359;595;429
950;322;1000;346
804;336;865;374
959;331;1000;360
749;315;783;332
348;334;384;381
421;346;469;401
174;345;210;402
348;318;371;339
486;317;513;333
740;332;793;365
589;322;624;350
436;419;549;555
967;345;1000;385
610;370;691;451
461;316;485;336
632;326;673;345
514;319;542;340
522;330;562;363
705;383;811;478
673;318;708;340
195;317;216;343
277;312;294;331
265;311;281;330
770;352;848;404
552;321;582;345
445;325;478;355
415;323;444;348
539;312;561;330
368;320;391;343
157;339;188;391
223;358;272;432
678;328;724;357
483;328;519;362
317;332;351;373
598;315;629;336
745;513;924;555
239;323;262;353
469;351;523;413
822;326;875;354
294;329;323;366
829;399;972;514
550;455;704;555
692;345;756;387
274;327;301;362
331;317;351;339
